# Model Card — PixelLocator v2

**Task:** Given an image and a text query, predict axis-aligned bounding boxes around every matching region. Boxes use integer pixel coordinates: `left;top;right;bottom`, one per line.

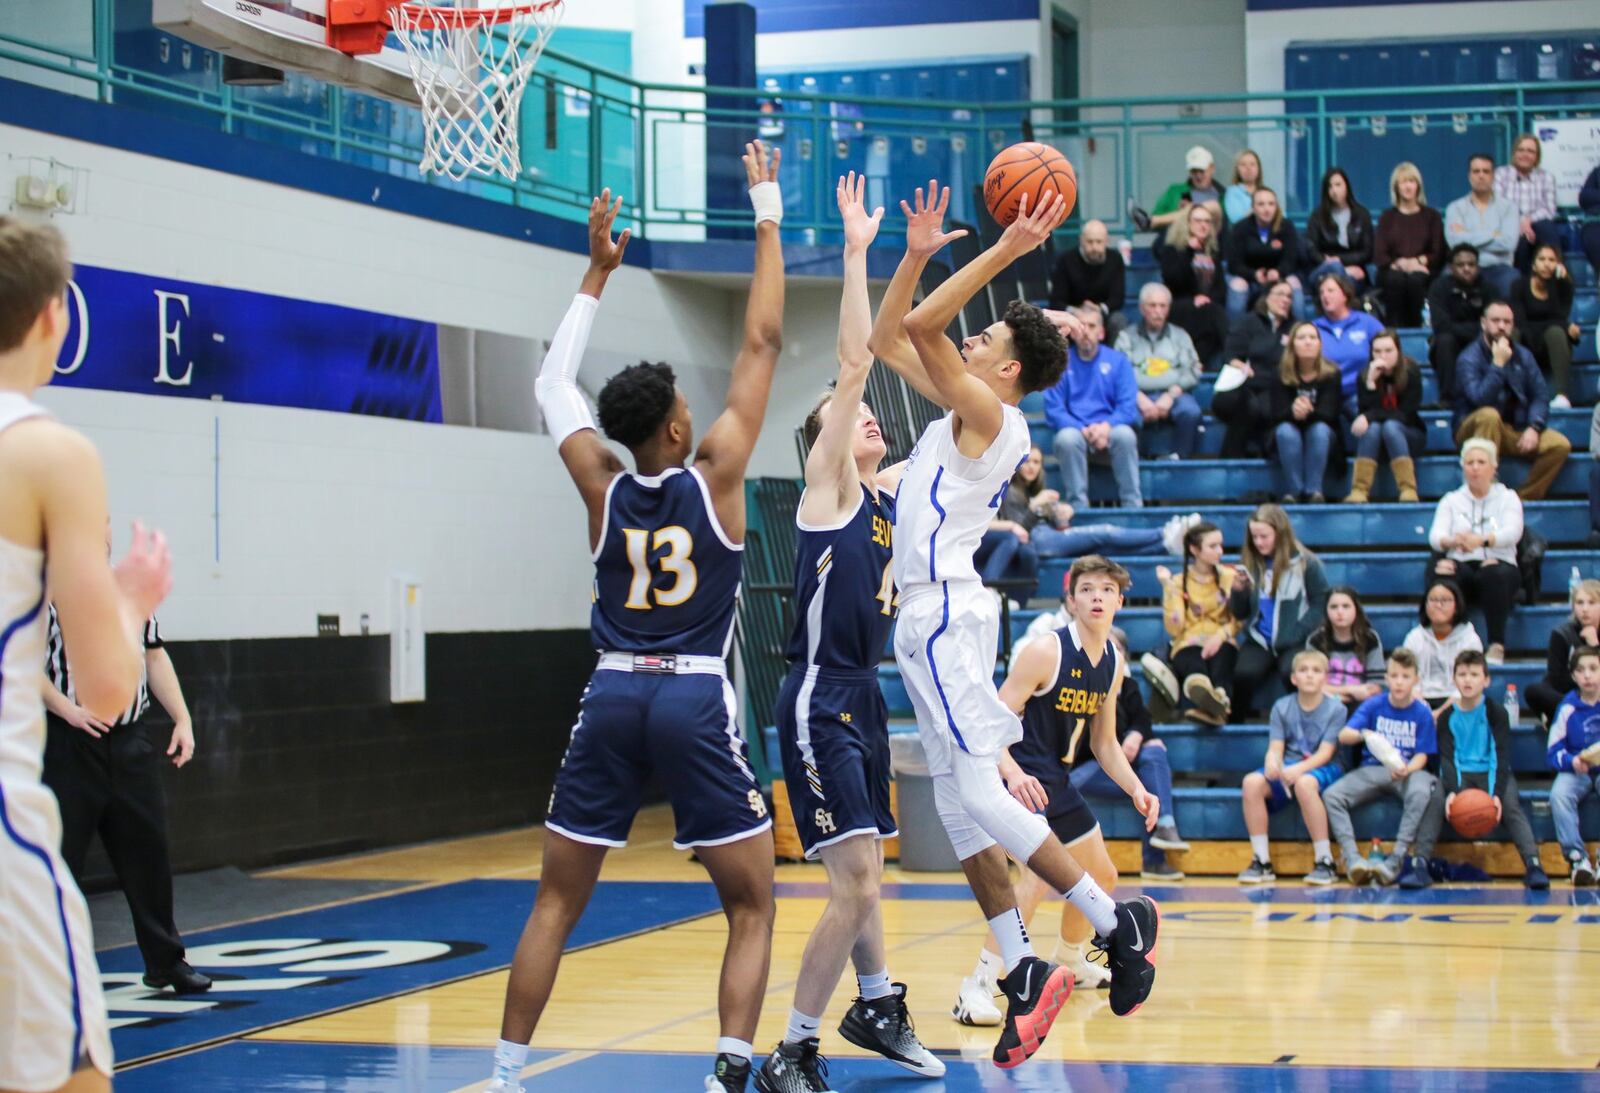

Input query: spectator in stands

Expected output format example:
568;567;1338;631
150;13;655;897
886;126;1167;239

1227;187;1304;320
1581;163;1600;277
1346;330;1424;503
1264;322;1342;503
1223;148;1263;227
1049;218;1127;339
1129;145;1223;233
1455;299;1572;500
1428;437;1522;663
1375;161;1446;327
1069;627;1189;881
1214;281;1295;458
983;444;1054;583
1306;587;1385;711
1509;242;1580;408
1495;133;1564;276
1591;402;1600;549
1311;272;1385;416
1548;646;1600;886
1437;649;1548;889
1326;647;1445;887
1528;579;1600;728
1429;243;1499;405
1236;649;1347;886
973;506;1039;591
1046;305;1143;509
1116;283;1203;464
1230;503;1329;715
1445;154;1520;299
1006;445;1198;559
1158;203;1230;365
1157;521;1239;725
1305;167;1374;296
1404;576;1483;710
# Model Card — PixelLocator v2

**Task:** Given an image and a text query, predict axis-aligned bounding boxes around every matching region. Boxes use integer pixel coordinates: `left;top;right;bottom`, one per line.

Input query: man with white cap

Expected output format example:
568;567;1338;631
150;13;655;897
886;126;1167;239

1130;146;1225;232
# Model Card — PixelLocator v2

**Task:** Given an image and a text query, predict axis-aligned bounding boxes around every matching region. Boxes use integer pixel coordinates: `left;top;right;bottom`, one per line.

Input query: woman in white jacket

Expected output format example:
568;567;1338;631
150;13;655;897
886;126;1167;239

1403;577;1484;709
1427;437;1522;664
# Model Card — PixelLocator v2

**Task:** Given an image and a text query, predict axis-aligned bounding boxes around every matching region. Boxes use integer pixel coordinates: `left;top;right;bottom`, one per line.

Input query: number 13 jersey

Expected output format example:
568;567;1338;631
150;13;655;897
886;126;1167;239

590;466;741;657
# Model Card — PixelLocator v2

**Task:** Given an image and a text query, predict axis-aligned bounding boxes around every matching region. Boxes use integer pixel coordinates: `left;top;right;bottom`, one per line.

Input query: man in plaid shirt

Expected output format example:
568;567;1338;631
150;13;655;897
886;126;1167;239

1495;133;1564;275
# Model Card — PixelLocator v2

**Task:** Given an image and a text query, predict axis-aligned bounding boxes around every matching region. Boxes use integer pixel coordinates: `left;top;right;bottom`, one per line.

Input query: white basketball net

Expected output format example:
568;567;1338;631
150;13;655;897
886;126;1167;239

391;1;565;182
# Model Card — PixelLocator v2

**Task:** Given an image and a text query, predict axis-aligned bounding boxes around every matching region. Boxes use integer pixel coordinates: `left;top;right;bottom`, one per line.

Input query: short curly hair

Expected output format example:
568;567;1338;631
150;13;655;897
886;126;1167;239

1001;300;1067;394
597;361;678;448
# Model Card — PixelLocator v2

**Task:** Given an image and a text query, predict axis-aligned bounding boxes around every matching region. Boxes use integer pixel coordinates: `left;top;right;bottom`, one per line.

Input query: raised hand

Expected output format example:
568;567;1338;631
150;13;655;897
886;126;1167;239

587;188;631;273
112;521;172;623
743;139;781;188
1001;189;1069;254
901;178;968;258
836;171;884;252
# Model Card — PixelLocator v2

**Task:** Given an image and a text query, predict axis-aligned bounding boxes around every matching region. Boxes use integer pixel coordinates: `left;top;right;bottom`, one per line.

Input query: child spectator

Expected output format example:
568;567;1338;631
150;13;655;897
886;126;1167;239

1438;649;1548;889
1325;647;1445;887
1403;577;1483;710
1230;503;1329;715
1528;579;1600;727
1345;330;1425;504
1236;649;1347;886
1069;627;1189;881
1305;586;1384;711
1547;646;1600;886
1158;521;1239;725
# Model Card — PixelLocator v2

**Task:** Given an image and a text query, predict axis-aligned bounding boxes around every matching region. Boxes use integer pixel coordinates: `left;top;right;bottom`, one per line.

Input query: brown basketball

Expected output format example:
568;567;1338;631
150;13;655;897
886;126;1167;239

984;142;1077;227
1448;787;1499;839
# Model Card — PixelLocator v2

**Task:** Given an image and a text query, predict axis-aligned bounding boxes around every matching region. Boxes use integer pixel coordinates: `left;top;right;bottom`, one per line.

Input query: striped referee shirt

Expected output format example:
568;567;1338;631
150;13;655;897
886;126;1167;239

44;605;163;728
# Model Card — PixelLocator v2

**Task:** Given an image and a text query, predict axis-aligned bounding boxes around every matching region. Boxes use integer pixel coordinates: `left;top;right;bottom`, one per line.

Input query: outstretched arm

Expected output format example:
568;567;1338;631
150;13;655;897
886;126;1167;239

694;141;786;541
867;181;969;407
903;192;1070;456
799;173;883;528
1088;659;1159;829
536;189;631;548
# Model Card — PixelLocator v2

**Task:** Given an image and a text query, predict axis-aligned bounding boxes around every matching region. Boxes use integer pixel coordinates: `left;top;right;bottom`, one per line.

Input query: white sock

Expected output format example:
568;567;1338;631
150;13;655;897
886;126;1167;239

1249;834;1270;863
856;968;893;1000
1313;839;1331;862
493;1039;529;1084
783;1009;820;1046
1064;874;1119;938
716;1037;754;1062
986;909;1035;974
1050;937;1085;965
973;948;1004;984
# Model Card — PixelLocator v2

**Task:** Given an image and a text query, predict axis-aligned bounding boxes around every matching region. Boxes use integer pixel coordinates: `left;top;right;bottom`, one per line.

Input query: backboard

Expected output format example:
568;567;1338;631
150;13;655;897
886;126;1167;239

152;0;419;103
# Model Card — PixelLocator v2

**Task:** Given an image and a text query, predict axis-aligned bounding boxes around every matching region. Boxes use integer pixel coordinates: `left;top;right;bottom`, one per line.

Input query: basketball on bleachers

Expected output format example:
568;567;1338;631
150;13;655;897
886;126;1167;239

983;141;1077;227
1448;788;1499;839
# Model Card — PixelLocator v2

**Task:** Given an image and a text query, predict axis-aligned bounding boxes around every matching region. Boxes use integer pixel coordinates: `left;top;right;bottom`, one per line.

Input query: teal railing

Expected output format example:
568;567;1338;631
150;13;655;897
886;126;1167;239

1;2;1596;240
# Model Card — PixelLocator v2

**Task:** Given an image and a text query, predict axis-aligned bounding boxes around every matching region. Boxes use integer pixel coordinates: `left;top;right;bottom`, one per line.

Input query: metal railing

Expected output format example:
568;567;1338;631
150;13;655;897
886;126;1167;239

2;2;1596;239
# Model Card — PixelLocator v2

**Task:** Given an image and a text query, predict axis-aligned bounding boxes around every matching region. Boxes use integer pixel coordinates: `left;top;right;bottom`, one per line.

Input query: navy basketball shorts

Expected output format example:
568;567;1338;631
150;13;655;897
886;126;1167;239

776;664;898;859
1014;761;1100;847
544;664;771;851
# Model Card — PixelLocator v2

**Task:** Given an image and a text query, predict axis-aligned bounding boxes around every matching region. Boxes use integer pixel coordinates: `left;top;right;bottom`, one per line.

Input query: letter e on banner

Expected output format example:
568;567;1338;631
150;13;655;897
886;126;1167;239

154;289;194;386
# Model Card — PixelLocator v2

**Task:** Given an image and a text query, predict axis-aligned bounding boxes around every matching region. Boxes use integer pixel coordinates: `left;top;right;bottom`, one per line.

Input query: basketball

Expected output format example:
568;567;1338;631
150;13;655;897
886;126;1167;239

984;141;1077;227
1448;788;1500;839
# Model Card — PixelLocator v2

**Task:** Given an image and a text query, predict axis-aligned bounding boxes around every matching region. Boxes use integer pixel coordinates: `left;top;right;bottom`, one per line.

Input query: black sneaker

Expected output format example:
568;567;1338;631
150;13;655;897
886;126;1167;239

1127;199;1152;232
708;1052;754;1093
836;984;944;1077
1236;858;1275;885
1397;854;1431;889
752;1040;831;1093
1305;859;1337;886
1093;896;1160;1017
143;960;212;994
992;955;1073;1069
1524;859;1550;890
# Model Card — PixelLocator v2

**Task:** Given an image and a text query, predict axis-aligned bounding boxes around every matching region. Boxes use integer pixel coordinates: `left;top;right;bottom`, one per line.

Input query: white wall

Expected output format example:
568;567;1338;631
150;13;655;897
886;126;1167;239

1072;0;1246;102
1245;1;1591;93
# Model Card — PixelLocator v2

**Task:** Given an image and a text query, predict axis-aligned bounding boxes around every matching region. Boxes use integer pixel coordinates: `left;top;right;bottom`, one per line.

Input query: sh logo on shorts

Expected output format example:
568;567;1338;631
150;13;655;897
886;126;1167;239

815;809;837;834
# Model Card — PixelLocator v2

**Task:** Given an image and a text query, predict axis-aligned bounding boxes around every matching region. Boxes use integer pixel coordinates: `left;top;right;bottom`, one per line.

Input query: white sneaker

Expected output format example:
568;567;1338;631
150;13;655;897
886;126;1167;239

1140;652;1180;707
1362;729;1406;772
1551;393;1572;409
1059;946;1111;989
1161;512;1202;556
487;1081;524;1093
951;975;1003;1026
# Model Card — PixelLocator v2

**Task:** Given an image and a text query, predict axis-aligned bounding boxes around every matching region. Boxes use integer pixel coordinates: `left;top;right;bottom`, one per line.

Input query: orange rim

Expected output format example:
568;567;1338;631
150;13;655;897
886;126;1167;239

395;0;562;30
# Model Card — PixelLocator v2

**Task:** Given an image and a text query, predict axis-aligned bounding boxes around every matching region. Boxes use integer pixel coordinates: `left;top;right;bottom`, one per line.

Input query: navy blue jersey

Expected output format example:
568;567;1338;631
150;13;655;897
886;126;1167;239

785;485;896;671
1012;622;1121;779
590;467;742;657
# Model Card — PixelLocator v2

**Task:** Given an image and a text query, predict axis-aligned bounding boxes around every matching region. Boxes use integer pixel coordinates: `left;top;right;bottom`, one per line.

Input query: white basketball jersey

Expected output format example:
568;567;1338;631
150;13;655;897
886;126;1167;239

892;403;1032;593
0;392;51;787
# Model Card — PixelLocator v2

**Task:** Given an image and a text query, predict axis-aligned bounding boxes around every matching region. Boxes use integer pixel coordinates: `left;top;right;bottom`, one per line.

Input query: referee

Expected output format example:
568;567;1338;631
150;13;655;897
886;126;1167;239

41;598;211;995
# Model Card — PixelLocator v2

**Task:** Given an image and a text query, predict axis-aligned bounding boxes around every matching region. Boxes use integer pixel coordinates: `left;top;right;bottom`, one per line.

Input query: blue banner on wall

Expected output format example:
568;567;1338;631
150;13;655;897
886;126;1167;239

53;264;442;422
684;0;1038;38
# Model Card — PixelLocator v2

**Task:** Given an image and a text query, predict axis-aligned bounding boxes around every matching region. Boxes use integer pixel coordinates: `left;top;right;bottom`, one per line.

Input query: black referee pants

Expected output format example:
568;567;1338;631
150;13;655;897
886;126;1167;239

42;713;185;976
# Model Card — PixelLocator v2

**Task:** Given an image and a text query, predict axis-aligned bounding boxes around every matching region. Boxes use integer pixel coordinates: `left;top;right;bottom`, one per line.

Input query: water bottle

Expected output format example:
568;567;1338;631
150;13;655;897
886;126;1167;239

1572;566;1583;604
1504;684;1520;728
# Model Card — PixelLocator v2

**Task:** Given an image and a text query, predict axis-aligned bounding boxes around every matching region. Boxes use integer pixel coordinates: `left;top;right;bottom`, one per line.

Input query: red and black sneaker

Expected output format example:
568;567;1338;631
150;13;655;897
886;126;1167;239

991;956;1072;1069
1094;895;1160;1017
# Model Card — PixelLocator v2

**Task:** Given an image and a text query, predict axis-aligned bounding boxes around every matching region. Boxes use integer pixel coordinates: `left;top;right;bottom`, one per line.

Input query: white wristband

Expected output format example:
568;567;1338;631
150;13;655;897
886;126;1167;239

749;180;783;225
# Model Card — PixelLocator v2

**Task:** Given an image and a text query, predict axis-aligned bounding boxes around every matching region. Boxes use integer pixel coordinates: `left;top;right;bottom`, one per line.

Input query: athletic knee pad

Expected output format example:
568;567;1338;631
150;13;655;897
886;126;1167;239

932;772;998;861
948;753;1050;863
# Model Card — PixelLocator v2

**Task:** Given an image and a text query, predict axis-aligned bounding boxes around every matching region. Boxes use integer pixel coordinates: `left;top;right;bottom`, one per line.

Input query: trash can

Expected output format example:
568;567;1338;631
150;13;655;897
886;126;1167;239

889;732;961;872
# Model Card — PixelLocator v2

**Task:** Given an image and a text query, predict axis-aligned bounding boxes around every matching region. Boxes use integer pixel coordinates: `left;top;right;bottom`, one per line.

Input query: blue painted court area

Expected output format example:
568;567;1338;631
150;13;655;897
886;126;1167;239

115;1042;1599;1092
101;879;723;1064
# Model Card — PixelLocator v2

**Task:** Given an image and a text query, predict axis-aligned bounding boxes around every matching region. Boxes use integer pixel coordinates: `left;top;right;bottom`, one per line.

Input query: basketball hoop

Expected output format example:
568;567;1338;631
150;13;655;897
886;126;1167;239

389;0;565;182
